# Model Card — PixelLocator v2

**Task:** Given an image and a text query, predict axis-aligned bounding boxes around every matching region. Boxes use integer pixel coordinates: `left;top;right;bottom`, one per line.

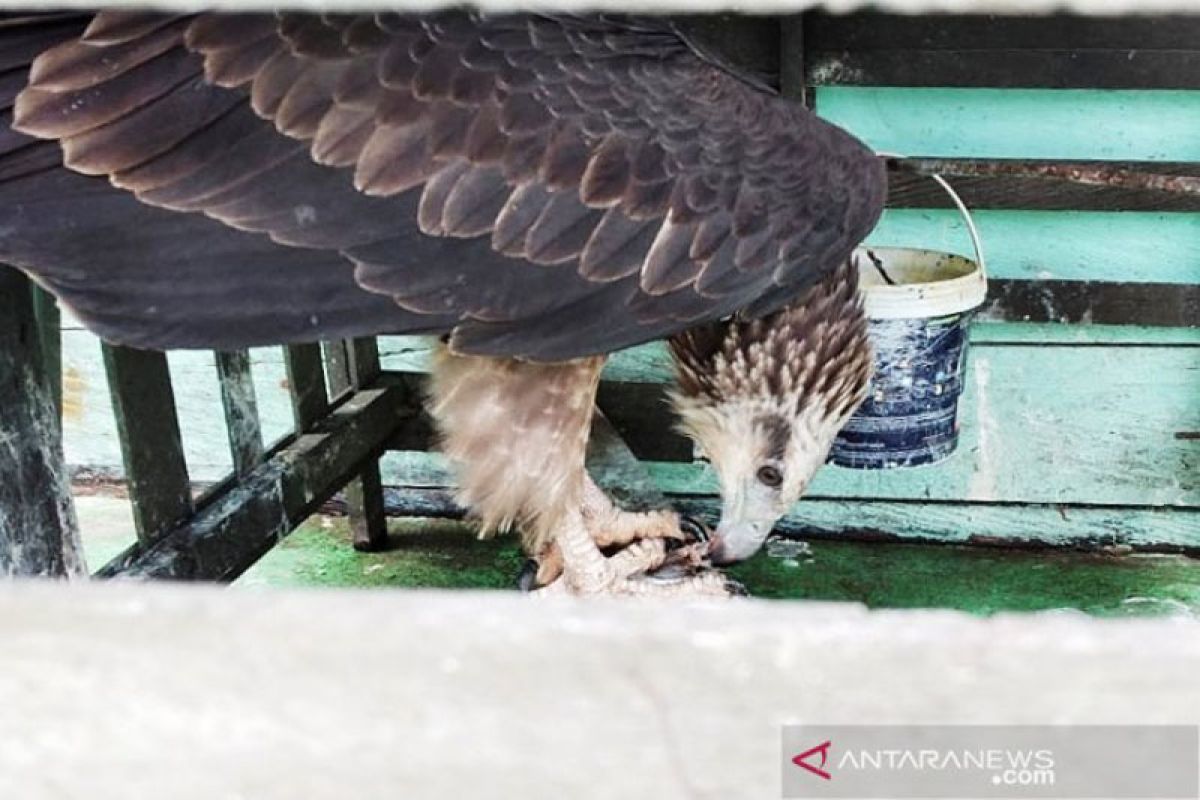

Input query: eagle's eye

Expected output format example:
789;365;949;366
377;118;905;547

756;465;783;488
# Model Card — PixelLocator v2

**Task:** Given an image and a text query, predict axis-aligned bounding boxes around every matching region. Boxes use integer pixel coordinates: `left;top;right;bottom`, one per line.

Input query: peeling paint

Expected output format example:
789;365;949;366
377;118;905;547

967;358;999;501
0;332;85;578
61;366;86;423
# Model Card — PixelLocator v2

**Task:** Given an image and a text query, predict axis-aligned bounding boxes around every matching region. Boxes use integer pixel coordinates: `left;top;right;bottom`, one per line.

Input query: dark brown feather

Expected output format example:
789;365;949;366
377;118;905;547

274;64;342;139
492;182;553;256
185;14;276;51
640;220;699;295
333;57;381;107
734;226;776;273
82;12;181;46
540;123;588;189
250;48;306;118
354;120;433;196
344;16;391;54
377;36;420;88
29;17;187;91
628;137;667;183
524;190;601;265
376;88;426;127
732;184;768;237
449;65;494;105
412;44;461;100
621;176;672;220
61;75;239;174
499;91;552;135
442;165;509;238
111;101;262;192
278;13;349;59
311;103;374;166
580;134;629;207
417;159;470;235
15;47;198;138
578;208;657;282
463;101;507;163
203;34;279;88
690;211;731;261
427;102;472;159
501;131;547;183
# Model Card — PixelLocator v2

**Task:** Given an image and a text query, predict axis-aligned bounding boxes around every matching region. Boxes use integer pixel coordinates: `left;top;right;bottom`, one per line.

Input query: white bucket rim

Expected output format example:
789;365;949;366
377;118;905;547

854;246;988;320
854;166;988;321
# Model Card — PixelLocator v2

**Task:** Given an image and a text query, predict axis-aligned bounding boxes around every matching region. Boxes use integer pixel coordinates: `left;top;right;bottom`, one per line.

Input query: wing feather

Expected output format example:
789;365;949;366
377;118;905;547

7;11;886;361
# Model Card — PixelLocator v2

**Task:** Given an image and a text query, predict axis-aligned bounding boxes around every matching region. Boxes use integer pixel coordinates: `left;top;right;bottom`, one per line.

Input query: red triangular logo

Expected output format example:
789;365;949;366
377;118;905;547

792;740;833;780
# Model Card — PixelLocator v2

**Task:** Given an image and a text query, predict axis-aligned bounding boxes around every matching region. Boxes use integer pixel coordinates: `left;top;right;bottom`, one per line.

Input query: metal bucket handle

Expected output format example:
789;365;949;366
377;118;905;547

882;154;987;278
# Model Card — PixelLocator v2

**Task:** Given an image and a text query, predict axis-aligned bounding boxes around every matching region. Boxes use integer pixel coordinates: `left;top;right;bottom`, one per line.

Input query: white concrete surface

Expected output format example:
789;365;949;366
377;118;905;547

0;582;1197;798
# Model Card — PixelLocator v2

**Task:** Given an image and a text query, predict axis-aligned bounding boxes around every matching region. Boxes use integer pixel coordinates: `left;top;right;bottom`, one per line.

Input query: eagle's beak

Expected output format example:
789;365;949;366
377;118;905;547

709;514;775;565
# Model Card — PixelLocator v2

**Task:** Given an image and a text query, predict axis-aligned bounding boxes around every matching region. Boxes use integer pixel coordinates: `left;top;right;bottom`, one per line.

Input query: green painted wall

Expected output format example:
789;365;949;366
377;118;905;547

816;87;1200;161
866;209;1200;284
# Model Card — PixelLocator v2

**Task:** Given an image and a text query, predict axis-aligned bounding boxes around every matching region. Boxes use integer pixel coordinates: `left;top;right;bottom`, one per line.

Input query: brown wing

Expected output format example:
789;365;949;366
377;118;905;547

8;12;885;360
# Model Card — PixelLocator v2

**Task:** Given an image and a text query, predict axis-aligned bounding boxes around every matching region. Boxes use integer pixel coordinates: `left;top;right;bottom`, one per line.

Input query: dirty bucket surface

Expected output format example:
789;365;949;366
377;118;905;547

831;313;971;469
831;247;987;470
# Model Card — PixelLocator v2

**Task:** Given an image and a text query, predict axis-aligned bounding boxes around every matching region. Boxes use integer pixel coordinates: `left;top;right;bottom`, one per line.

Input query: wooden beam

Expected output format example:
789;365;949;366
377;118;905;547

102;343;193;544
31;287;62;420
595;381;692;463
344;461;387;553
672;14;781;89
325;338;388;552
282;343;329;431
888;160;1200;213
353;485;1200;556
805;12;1200;89
809;48;1200;90
982;279;1200;328
321;338;379;398
779;14;808;105
378;372;696;469
214;350;264;478
96;386;406;581
0;266;83;577
348;338;382;388
378;371;435;451
586;410;668;511
805;12;1200;51
668;496;1200;555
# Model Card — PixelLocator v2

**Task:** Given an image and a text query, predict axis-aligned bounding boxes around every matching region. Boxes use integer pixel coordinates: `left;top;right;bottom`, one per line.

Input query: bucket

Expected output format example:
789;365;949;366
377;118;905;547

829;175;988;469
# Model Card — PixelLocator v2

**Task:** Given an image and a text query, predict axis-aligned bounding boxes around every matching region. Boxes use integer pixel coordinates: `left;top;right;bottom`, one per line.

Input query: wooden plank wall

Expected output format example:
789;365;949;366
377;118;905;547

800;12;1200;547
58;12;1199;558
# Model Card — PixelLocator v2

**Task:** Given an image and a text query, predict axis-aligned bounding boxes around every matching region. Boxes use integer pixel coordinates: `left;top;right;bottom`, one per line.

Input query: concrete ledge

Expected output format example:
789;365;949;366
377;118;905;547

1;584;1197;798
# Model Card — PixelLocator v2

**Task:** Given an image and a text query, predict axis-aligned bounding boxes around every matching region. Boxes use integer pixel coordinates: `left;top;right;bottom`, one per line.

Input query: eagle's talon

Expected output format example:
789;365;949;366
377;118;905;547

676;515;710;546
531;534;741;598
516;558;541;592
660;540;711;570
723;576;750;597
608;539;669;579
621;568;744;599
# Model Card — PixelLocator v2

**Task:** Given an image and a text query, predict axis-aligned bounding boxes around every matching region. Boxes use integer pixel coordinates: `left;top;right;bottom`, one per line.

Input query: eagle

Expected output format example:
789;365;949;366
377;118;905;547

2;11;885;596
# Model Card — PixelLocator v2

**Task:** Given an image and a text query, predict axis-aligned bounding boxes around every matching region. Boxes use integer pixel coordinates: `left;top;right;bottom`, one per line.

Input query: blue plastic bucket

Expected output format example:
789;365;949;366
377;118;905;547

830;178;987;469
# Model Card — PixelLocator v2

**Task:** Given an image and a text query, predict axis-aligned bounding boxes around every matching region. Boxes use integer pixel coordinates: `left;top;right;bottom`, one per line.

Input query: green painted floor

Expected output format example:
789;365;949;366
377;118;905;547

243;517;1200;617
76;496;1200;617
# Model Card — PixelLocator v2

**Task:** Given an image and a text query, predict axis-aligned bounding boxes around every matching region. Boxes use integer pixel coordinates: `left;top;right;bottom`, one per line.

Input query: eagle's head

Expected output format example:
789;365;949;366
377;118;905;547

668;260;872;564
